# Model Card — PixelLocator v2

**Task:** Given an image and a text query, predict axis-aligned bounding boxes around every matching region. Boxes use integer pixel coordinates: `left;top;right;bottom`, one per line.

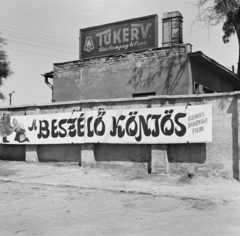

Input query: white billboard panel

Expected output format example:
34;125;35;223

0;104;212;145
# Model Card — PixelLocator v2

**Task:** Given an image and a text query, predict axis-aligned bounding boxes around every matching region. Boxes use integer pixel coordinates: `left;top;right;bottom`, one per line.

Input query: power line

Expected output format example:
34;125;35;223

0;26;78;49
6;39;77;55
0;25;79;57
5;47;74;60
185;21;230;66
1;31;78;51
0;21;80;58
0;21;76;42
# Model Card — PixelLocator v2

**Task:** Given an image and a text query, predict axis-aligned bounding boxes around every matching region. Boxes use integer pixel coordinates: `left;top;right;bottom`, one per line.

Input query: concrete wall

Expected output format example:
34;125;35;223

0;92;239;179
53;46;190;102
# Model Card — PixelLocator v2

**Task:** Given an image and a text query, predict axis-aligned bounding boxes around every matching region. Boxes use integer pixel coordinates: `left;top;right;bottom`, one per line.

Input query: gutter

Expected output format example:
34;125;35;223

41;71;54;102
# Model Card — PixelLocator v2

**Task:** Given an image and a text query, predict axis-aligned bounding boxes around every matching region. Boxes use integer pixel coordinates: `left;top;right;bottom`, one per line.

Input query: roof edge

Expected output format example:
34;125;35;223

188;51;236;77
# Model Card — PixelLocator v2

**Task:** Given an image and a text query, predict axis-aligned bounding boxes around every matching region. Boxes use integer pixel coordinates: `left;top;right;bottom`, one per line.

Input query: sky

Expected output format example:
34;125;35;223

0;0;238;107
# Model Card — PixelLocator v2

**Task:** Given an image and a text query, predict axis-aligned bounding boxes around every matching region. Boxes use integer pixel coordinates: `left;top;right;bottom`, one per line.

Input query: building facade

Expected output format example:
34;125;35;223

43;12;236;102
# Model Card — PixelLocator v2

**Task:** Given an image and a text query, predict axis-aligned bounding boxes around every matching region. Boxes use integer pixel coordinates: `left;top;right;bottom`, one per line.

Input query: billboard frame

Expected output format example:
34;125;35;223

79;14;158;60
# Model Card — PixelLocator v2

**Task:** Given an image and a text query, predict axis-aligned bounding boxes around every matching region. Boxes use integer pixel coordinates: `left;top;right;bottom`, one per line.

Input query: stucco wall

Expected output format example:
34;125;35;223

0;92;239;179
152;94;238;179
53;46;190;102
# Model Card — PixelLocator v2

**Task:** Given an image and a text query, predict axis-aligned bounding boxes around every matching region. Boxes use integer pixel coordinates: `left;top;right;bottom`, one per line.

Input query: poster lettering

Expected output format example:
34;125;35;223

0;104;212;145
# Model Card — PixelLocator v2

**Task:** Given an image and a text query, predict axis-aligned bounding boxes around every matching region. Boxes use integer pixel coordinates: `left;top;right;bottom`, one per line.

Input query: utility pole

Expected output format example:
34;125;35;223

9;91;15;106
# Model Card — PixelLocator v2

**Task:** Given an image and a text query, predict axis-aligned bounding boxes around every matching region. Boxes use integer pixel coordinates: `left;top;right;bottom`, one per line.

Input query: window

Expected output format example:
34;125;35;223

132;92;156;98
194;82;215;94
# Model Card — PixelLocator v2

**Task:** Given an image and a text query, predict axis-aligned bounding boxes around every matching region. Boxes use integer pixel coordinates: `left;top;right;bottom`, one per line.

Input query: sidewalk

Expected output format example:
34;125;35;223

0;160;240;203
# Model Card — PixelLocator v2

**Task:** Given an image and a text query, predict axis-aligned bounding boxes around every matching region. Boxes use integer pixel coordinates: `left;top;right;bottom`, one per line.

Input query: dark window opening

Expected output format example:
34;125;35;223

133;92;156;98
194;82;215;94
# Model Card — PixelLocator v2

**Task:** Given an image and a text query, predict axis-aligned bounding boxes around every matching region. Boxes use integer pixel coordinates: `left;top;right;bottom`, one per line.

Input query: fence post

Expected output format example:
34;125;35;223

25;107;39;163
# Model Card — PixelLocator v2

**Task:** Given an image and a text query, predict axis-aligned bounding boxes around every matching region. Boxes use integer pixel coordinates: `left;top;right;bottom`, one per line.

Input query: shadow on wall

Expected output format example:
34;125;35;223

168;143;207;163
167;143;208;177
128;54;188;94
94;143;151;172
93;143;207;174
37;144;81;162
0;145;25;161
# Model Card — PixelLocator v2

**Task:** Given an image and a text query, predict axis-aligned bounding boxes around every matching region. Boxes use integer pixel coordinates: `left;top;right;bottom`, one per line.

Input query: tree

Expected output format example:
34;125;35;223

195;0;240;90
0;36;13;99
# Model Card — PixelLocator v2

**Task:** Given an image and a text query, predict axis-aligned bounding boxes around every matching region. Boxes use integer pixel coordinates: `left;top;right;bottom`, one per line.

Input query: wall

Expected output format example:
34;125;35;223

0;92;239;179
53;46;190;102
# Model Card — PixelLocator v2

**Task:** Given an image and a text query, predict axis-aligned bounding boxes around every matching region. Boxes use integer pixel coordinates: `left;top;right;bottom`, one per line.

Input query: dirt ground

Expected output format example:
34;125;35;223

0;161;240;236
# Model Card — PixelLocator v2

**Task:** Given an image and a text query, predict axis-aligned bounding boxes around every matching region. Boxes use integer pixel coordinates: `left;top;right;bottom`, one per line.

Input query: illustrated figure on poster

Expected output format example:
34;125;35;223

12;118;29;143
0;114;14;143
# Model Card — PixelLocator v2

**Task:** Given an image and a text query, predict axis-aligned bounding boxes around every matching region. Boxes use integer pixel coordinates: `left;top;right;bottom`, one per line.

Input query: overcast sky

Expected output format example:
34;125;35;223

0;0;238;106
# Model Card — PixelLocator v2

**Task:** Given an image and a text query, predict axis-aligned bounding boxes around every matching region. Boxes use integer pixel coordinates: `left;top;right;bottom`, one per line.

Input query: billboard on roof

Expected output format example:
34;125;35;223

79;15;158;59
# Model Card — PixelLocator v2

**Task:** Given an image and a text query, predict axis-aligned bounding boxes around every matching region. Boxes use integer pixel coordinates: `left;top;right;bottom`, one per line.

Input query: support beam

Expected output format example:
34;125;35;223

25;145;39;163
151;144;168;174
81;144;96;167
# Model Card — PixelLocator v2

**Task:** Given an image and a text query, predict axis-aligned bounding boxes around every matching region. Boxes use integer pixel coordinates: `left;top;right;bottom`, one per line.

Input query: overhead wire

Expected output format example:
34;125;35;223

0;27;78;49
0;20;79;104
0;20;74;41
2;31;78;51
0;21;79;59
6;39;77;55
0;31;78;55
185;21;232;67
3;18;230;65
5;48;74;60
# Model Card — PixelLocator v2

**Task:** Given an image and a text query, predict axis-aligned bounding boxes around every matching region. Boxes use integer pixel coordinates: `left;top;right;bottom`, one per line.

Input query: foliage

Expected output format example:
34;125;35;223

195;0;240;89
196;0;240;42
0;36;13;100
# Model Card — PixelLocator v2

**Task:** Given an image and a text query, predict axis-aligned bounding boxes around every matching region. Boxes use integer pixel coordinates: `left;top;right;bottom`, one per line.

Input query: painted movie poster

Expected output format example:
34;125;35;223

0;104;212;145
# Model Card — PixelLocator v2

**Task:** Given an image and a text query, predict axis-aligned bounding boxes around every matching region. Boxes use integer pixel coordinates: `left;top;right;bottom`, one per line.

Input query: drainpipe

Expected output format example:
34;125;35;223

44;76;54;102
44;76;53;90
42;72;54;102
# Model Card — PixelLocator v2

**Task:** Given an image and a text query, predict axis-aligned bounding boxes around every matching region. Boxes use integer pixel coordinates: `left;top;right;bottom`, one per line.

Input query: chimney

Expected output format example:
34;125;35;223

162;11;183;47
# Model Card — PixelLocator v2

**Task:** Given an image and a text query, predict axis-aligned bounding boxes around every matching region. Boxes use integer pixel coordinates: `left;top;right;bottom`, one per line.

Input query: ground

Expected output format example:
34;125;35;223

0;161;240;236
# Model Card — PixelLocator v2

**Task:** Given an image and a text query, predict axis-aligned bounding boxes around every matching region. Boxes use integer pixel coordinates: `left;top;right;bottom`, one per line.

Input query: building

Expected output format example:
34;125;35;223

0;12;239;179
42;11;236;102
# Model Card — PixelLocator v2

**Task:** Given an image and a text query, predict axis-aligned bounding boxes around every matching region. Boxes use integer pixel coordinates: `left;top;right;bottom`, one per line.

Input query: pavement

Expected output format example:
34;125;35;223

1;160;240;203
